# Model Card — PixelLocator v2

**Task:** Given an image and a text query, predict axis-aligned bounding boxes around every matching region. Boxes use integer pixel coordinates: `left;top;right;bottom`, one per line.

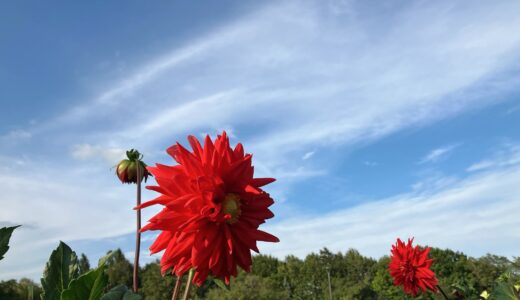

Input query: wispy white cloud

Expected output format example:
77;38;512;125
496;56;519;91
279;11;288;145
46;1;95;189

71;144;126;164
3;0;520;280
363;161;378;167
302;151;315;160
505;103;520;115
1;129;32;142
123;250;158;264
31;0;520;159
467;143;520;172
117;89;243;143
411;173;458;192
0;154;30;169
268;166;326;180
261;164;520;259
199;126;237;140
418;144;460;164
0;163;160;280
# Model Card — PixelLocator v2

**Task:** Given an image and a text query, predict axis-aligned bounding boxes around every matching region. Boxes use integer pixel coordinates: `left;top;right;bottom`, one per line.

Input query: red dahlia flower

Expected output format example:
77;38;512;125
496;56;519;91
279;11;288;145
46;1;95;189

389;238;438;296
138;132;279;286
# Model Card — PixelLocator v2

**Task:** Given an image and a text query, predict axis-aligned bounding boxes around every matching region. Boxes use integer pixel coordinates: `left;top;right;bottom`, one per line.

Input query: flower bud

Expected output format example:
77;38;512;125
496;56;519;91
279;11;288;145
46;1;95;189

116;149;151;184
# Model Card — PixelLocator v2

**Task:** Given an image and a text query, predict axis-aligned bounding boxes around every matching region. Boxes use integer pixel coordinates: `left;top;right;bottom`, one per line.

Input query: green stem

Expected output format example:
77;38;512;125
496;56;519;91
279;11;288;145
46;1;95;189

28;284;33;300
171;275;182;300
438;285;450;300
182;269;195;300
133;163;142;293
326;268;332;300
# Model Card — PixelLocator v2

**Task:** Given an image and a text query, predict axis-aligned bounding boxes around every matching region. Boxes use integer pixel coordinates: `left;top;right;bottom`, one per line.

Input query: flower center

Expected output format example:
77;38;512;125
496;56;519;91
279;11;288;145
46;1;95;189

222;193;241;224
400;262;415;277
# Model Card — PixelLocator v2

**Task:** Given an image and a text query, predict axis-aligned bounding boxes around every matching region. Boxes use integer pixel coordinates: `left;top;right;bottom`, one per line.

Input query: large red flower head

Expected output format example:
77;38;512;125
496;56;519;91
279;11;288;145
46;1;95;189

389;238;438;296
138;132;279;286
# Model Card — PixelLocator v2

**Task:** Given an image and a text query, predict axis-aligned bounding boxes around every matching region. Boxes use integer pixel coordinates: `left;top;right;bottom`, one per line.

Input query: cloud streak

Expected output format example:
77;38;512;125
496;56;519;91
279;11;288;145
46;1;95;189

467;143;520;172
2;0;520;281
261;164;520;259
71;144;126;163
0;164;160;280
30;0;520;158
419;144;460;164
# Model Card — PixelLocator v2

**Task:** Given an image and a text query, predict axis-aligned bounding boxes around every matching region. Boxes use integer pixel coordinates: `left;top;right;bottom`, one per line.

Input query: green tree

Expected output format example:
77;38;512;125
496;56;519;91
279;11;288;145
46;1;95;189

275;255;304;299
0;245;514;300
371;256;406;300
204;269;286;300
17;278;42;300
469;254;511;291
78;253;91;275
140;262;175;300
429;247;479;297
337;249;377;299
0;280;20;300
0;278;42;300
105;249;133;290
252;254;280;278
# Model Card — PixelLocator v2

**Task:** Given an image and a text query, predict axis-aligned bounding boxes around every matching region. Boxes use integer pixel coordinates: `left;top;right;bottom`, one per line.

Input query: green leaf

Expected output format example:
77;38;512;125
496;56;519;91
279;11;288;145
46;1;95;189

100;285;142;300
213;278;230;291
0;225;20;260
60;250;115;300
97;250;114;268
492;281;518;300
61;267;107;300
40;241;79;300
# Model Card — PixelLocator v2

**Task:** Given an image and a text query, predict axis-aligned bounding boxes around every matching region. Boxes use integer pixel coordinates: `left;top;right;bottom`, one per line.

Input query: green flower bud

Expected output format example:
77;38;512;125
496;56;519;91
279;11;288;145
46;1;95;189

116;149;151;184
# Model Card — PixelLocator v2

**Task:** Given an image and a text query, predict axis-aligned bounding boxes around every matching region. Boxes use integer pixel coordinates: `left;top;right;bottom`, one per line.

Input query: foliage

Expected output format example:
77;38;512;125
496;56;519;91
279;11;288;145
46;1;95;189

201;248;518;300
79;253;91;275
139;262;174;299
481;270;520;300
60;251;113;300
101;285;142;300
39;242;139;300
105;249;133;290
0;278;42;300
469;254;511;290
0;225;20;261
3;244;518;299
40;241;80;300
204;269;287;300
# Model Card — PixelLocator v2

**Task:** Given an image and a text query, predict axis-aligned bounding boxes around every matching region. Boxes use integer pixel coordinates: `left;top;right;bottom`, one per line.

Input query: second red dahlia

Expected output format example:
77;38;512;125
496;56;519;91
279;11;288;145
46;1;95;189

389;238;438;296
138;132;279;286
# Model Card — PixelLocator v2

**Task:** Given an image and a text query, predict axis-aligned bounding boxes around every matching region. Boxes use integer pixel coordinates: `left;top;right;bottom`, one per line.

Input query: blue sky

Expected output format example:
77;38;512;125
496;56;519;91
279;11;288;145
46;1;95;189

1;0;520;280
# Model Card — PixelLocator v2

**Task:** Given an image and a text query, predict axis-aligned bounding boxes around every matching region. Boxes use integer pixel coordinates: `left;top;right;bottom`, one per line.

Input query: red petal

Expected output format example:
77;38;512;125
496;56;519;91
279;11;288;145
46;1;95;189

251;229;279;242
251;178;276;187
188;135;203;159
224;225;233;254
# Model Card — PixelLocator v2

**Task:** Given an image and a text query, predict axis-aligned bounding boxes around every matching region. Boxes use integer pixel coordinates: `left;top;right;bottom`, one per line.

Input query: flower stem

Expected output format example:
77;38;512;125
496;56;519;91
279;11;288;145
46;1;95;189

171;275;182;300
182;269;194;300
437;285;450;300
326;268;332;300
133;163;142;293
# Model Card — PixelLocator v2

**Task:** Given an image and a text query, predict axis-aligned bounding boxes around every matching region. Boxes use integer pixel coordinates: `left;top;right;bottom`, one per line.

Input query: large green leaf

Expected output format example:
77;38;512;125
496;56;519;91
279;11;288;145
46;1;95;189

60;251;114;300
101;285;142;300
40;241;79;300
96;250;114;268
492;281;519;300
60;267;107;300
0;225;20;260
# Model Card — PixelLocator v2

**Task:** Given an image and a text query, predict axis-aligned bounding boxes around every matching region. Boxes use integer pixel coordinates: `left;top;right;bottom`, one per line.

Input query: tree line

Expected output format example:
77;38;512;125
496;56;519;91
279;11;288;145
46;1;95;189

1;247;518;299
